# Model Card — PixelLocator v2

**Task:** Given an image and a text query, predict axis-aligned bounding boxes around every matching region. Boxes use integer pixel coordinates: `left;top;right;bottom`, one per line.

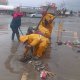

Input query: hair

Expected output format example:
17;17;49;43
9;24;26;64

14;7;20;12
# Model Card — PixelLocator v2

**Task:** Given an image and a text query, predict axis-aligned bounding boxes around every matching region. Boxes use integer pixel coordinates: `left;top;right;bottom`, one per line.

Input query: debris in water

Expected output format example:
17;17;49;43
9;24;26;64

28;61;32;64
56;41;63;45
72;40;80;45
40;70;56;80
40;70;47;80
36;65;45;71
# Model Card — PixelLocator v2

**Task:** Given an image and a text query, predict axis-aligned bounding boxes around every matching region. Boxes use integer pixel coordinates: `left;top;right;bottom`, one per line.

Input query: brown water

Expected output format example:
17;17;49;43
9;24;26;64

0;15;80;80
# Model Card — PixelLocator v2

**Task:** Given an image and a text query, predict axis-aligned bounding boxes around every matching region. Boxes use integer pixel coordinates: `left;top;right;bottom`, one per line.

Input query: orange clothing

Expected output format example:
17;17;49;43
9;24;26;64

38;25;51;38
38;13;55;38
20;34;50;57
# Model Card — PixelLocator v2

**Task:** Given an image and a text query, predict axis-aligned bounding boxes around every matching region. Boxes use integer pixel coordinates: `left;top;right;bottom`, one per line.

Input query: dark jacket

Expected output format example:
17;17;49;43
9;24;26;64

10;12;23;29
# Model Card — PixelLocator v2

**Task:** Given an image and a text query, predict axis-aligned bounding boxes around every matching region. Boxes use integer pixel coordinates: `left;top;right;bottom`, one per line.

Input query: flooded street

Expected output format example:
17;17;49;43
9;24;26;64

0;15;80;80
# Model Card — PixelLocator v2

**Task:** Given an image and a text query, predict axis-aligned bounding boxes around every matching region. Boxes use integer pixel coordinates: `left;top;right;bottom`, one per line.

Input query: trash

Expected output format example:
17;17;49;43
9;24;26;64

65;41;72;48
63;29;66;31
36;65;45;71
46;71;56;77
19;56;32;63
56;41;72;47
33;61;45;71
56;40;80;48
34;61;42;66
56;41;63;45
40;70;47;80
40;70;56;80
27;60;45;71
72;40;80;45
21;72;28;80
28;61;32;64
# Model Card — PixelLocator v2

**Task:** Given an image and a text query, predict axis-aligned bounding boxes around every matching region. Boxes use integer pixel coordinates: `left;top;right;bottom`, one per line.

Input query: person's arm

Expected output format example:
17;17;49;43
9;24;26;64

11;11;14;16
20;35;28;43
30;39;39;46
11;13;13;16
17;12;23;17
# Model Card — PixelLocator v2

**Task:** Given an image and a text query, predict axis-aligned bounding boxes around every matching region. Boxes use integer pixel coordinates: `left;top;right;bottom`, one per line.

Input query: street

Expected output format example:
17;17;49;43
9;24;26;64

0;15;80;80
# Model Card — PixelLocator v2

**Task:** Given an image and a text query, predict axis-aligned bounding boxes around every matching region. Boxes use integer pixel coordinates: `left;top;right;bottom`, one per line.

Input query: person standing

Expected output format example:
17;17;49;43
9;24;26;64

10;7;23;41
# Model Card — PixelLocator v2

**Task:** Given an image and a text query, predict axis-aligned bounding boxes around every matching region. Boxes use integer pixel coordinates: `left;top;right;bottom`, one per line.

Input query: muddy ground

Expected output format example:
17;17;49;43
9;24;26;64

0;15;80;80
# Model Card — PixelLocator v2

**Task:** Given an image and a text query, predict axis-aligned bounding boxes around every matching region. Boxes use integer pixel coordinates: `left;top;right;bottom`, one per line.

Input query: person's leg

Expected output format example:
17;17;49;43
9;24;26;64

12;29;15;41
35;41;48;58
15;29;20;41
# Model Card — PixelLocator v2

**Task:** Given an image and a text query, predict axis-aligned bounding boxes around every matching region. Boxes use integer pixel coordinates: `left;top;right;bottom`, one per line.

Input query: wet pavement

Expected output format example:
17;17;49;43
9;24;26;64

0;15;80;80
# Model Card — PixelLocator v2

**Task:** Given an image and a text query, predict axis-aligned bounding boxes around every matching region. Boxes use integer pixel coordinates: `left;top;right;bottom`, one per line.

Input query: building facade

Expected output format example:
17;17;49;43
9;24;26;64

0;0;8;5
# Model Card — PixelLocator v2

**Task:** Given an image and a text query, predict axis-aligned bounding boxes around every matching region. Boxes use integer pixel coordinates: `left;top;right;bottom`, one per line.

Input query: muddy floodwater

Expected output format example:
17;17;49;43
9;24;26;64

0;15;80;80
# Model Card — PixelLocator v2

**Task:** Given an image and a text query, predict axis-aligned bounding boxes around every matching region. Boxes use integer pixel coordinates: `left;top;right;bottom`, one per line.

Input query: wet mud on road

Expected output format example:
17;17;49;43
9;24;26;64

0;15;80;80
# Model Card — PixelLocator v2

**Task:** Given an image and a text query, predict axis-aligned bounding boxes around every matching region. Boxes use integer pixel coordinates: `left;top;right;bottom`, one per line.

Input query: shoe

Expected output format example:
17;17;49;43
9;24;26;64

12;39;14;41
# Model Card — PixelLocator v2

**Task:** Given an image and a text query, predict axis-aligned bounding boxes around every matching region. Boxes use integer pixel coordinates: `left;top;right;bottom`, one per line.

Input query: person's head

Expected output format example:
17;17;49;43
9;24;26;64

42;13;55;26
14;7;20;12
26;26;35;35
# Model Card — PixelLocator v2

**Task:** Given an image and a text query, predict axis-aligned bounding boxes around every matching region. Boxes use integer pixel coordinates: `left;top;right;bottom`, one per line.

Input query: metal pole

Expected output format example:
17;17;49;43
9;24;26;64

35;6;50;30
19;28;23;35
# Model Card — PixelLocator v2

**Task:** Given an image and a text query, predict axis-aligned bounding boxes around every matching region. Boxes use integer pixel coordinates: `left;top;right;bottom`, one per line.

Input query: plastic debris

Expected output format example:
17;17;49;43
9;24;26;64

56;41;63;45
65;41;72;48
40;70;56;80
20;56;32;63
56;40;80;48
34;61;42;66
36;65;45;71
46;71;56;77
40;70;47;80
72;40;80;45
28;61;32;64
